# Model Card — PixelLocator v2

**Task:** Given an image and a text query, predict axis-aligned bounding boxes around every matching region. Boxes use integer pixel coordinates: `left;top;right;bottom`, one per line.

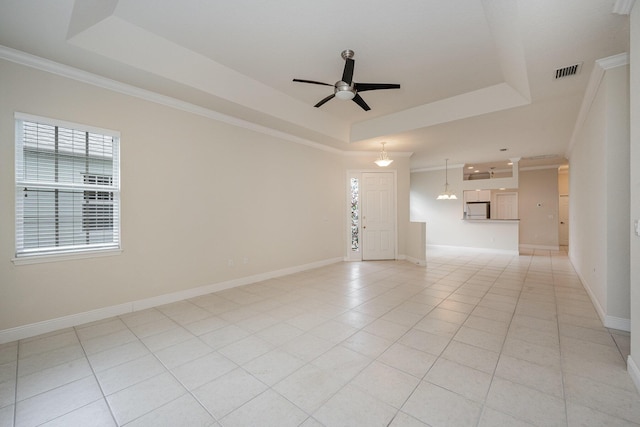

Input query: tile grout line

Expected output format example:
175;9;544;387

263;272;424;425
12;341;19;427
470;254;530;427
465;253;533;426
374;253;528;426
386;263;483;426
71;311;206;426
12;330;96;426
14;327;121;426
230;259;481;425
552;251;571;427
72;326;120;427
119;310;224;426
376;256;544;423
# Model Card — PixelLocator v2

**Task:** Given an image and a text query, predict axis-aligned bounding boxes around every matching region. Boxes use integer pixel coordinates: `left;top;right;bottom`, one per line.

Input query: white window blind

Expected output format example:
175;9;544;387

15;113;120;258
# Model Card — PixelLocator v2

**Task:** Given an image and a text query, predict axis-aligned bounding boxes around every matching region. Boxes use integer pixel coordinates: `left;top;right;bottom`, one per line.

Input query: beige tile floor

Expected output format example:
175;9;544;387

1;247;639;426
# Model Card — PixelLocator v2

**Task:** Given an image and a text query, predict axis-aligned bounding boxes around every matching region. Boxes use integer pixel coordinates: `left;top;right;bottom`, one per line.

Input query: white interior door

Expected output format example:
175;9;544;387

361;172;395;260
559;194;569;246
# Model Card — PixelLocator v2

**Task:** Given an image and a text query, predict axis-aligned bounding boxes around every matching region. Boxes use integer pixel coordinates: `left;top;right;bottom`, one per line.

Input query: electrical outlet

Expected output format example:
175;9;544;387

243;257;249;264
227;259;234;267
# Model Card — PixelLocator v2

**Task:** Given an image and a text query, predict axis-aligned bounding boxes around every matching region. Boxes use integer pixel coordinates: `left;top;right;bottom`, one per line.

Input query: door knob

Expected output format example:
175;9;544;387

560;222;565;224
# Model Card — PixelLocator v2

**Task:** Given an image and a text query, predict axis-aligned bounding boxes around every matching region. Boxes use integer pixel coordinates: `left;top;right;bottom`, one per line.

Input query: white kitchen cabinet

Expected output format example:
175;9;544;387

463;190;491;202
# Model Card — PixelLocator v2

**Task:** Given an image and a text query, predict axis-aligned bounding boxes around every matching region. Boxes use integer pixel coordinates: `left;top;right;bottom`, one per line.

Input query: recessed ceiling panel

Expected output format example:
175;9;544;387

114;0;503;120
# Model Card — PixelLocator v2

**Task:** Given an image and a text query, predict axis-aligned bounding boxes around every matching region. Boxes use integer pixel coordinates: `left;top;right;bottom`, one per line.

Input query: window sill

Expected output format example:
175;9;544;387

12;248;122;265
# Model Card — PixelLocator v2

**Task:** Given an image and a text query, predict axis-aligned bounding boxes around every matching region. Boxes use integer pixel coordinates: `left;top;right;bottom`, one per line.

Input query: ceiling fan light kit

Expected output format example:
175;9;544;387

374;142;393;167
335;84;356;100
293;50;400;111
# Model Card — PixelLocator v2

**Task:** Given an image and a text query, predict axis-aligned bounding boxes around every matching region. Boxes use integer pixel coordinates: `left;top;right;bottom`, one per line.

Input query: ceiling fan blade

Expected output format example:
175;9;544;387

352;94;370;111
354;83;401;92
342;58;355;85
293;79;333;86
314;94;335;108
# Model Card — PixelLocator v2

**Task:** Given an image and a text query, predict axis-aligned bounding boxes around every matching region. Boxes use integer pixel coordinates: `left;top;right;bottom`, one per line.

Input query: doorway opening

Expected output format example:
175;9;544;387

558;165;569;250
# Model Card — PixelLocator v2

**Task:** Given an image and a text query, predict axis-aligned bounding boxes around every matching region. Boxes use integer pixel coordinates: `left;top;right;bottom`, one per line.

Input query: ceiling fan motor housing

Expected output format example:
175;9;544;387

335;81;356;99
341;49;355;60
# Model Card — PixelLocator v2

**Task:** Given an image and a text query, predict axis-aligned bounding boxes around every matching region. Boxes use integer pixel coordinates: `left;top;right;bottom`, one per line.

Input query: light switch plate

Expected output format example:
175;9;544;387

635;219;640;236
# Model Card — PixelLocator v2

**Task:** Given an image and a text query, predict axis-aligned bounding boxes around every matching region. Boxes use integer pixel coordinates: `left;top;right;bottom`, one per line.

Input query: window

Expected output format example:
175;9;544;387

350;177;359;252
14;113;120;260
82;174;114;232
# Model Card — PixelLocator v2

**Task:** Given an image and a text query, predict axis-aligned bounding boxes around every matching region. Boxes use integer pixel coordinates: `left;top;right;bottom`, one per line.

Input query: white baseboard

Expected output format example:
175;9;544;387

0;303;133;345
519;243;560;251
569;253;631;332
427;244;519;256
402;255;427;266
344;255;426;266
604;315;631;332
572;258;607;323
0;257;343;344
629;355;640;393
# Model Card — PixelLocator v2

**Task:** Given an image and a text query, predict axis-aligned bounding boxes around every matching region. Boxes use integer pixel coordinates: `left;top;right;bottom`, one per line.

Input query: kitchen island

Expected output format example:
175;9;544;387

455;219;520;254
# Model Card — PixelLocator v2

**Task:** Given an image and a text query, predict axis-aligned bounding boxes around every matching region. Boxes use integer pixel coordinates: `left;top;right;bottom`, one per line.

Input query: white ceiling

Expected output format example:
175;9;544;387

0;0;630;169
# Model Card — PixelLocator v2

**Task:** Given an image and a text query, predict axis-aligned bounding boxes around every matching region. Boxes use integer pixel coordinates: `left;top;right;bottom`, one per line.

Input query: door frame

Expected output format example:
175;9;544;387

345;169;398;261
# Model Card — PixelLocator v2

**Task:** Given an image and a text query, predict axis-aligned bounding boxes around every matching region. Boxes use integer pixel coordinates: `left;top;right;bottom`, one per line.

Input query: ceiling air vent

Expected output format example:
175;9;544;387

555;63;582;79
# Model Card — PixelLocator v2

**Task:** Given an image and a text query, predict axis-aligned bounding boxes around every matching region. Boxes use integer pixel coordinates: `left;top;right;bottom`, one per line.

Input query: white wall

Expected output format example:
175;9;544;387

404;222;426;265
0;59;349;333
568;59;630;330
569;66;608;312
606;65;632;325
411;167;463;245
629;4;640;390
518;168;559;249
558;169;569;195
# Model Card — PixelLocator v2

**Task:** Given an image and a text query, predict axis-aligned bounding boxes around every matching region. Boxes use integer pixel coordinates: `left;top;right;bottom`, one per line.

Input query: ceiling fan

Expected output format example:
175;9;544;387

293;49;400;111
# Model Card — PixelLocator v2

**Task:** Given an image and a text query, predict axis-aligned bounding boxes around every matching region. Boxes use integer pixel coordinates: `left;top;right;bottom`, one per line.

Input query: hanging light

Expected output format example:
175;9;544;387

437;159;458;200
374;142;393;167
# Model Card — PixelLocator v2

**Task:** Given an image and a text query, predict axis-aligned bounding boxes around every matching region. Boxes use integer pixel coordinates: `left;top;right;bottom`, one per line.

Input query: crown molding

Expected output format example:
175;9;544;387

597;52;630;69
612;0;636;15
0;45;350;155
411;163;465;173
520;164;564;172
566;52;629;157
343;151;413;158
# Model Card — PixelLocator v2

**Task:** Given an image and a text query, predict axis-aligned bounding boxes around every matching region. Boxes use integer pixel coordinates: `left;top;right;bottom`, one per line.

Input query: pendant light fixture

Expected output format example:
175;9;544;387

437;159;458;200
374;142;393;167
